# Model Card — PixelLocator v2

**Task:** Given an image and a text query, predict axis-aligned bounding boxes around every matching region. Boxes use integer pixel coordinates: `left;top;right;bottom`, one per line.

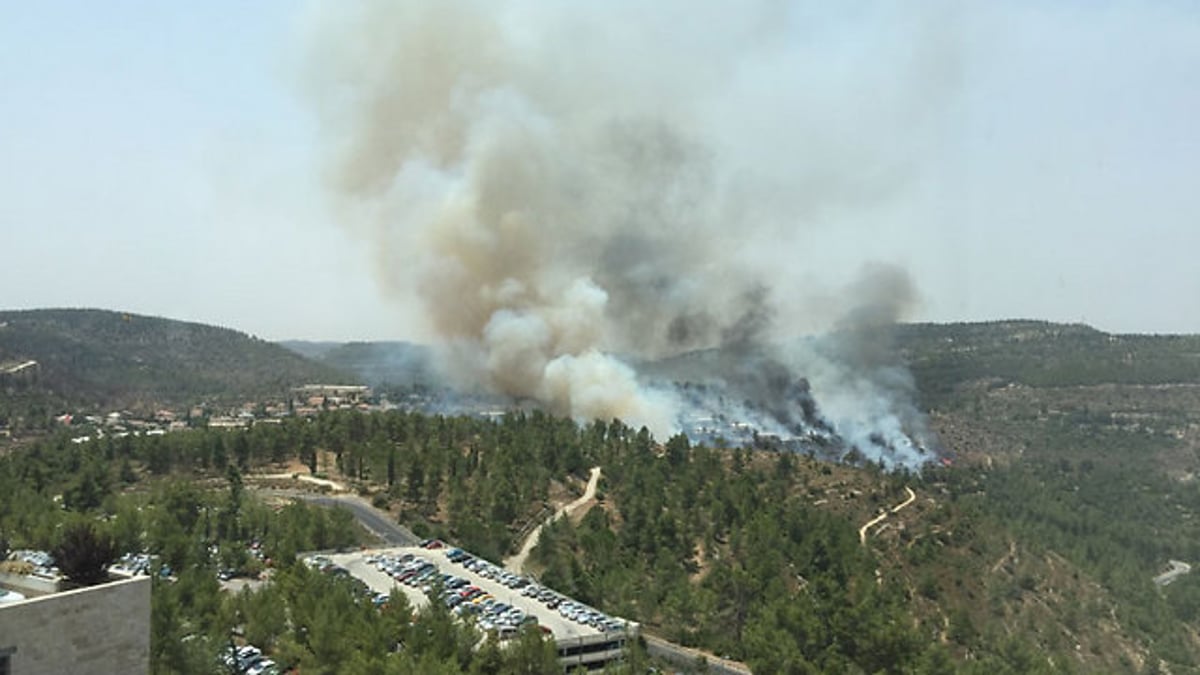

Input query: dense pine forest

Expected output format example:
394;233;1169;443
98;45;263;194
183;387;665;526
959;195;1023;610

4;318;1200;672
3;402;1200;673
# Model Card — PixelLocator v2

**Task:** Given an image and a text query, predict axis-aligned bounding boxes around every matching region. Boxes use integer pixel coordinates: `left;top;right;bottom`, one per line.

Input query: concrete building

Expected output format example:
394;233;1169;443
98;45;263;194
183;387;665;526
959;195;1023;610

0;574;151;675
556;632;633;672
291;384;372;407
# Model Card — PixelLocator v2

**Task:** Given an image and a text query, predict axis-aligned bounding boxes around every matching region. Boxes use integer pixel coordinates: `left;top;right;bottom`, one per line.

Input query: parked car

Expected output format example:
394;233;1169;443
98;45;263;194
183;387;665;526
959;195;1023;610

246;658;278;675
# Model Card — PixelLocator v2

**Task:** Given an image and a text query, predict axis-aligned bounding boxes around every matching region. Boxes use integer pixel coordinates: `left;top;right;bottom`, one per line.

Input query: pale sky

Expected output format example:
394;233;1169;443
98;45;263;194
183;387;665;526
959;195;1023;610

2;1;1198;340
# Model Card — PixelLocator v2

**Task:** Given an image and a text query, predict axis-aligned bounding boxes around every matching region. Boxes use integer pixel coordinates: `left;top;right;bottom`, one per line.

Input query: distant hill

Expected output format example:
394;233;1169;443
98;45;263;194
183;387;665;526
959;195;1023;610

277;340;344;361
280;340;436;388
281;320;1200;410
0;308;353;413
893;319;1200;407
640;319;1200;403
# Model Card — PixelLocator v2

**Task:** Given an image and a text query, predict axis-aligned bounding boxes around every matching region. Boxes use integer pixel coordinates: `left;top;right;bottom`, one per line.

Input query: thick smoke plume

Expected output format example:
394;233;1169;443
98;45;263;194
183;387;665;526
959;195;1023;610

303;0;955;467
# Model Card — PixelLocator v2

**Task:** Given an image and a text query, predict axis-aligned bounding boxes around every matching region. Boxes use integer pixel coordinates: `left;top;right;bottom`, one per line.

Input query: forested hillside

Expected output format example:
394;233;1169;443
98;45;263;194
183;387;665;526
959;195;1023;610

893;320;1200;672
5;319;1200;672
896;320;1200;408
280;340;436;390
0;308;351;422
0;414;639;674
8;402;1200;672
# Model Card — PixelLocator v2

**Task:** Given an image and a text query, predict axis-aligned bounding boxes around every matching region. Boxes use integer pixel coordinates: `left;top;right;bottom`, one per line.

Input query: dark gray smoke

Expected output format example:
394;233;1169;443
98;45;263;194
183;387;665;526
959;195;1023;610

302;0;955;467
795;264;936;466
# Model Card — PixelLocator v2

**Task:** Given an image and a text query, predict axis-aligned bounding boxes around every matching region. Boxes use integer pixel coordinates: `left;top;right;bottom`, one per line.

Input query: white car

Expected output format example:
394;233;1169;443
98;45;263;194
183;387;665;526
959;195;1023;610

235;646;262;669
247;658;277;675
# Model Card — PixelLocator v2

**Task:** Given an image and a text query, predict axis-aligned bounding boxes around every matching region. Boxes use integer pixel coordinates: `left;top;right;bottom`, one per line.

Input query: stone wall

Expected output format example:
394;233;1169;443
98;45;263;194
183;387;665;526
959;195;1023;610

0;575;150;675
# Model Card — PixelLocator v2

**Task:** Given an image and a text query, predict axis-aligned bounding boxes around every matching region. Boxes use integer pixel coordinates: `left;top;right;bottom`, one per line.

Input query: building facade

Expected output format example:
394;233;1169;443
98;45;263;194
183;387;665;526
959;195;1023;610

0;575;150;675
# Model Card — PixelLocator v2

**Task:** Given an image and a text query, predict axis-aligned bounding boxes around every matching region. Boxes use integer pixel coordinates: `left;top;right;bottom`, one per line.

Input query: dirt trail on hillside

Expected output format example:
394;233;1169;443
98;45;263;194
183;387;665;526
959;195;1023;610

859;486;916;544
991;539;1017;574
505;466;601;573
253;472;347;492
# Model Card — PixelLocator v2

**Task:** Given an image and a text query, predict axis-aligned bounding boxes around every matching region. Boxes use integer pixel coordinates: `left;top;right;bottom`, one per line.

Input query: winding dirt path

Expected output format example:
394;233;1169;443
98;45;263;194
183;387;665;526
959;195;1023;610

501;467;752;674
991;539;1017;574
253;472;348;492
859;486;917;545
505;466;601;573
1154;559;1192;586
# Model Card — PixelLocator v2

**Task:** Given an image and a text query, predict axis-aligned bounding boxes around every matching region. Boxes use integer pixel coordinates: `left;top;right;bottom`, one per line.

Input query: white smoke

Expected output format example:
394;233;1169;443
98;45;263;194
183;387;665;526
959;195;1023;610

301;0;958;462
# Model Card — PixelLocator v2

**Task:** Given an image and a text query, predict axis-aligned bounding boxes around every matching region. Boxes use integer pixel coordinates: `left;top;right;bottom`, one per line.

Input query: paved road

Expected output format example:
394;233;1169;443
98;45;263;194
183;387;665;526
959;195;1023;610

256;489;419;547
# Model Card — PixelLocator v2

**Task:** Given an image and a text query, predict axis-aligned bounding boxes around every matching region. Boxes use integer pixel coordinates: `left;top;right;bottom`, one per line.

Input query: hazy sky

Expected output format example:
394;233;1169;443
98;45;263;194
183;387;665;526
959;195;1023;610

2;1;1198;341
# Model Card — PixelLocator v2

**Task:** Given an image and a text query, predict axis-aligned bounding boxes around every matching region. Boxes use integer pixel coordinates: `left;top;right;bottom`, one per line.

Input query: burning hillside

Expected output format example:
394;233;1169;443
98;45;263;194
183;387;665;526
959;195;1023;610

302;0;952;469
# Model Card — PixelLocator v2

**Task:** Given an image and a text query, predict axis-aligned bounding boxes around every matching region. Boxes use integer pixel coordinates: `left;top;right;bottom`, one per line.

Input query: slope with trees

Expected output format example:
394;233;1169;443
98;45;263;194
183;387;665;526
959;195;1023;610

0;308;352;429
4;319;1200;672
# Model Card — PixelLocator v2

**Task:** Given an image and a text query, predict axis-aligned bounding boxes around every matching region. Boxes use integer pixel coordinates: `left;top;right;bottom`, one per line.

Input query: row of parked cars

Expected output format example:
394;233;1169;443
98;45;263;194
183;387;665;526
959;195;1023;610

366;550;538;639
362;538;635;639
305;555;387;609
110;552;154;576
220;644;277;675
443;547;630;635
525;584;628;634
446;548;529;589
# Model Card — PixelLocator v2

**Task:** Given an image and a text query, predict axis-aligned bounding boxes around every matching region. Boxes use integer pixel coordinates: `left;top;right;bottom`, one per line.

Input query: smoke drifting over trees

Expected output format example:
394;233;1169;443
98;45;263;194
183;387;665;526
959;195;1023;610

303;0;955;465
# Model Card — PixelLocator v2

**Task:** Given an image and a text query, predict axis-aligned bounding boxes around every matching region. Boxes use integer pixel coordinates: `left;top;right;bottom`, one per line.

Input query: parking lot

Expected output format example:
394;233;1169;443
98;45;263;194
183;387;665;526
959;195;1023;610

324;545;627;642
